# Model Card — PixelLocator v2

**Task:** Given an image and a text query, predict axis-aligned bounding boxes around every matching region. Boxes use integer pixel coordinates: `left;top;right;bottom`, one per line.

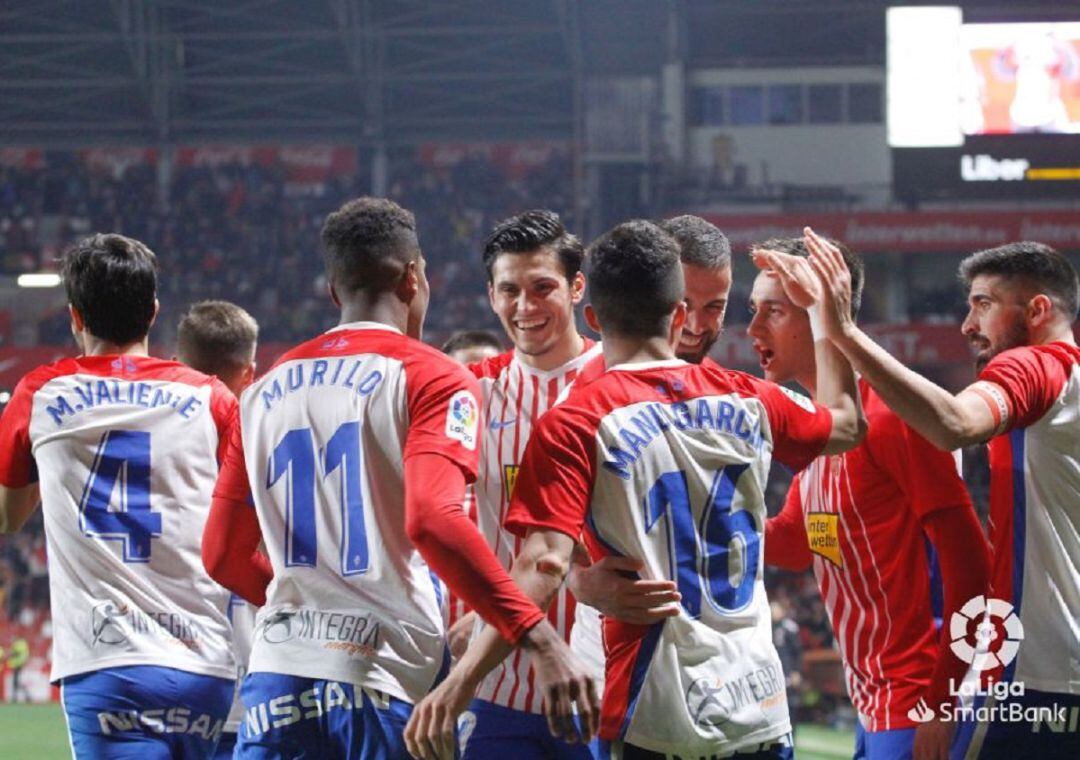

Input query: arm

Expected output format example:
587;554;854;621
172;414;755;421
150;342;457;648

202;496;273;606
765;483;812;572
405;527;598;760
802;227;1000;450
913;506;990;760
566;545;681;625
0;484;39;534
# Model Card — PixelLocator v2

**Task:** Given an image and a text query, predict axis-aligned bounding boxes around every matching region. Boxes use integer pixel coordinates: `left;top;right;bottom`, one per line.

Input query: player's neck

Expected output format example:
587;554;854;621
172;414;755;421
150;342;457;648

80;333;150;358
515;330;585;372
338;298;408;336
602;335;675;368
1037;320;1077;347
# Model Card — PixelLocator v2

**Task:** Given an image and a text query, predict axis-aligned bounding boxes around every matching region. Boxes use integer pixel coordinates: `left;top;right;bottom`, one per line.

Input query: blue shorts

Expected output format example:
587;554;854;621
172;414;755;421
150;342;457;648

459;698;596;760
214;730;237;759
235;672;412;759
951;688;1080;760
61;664;234;759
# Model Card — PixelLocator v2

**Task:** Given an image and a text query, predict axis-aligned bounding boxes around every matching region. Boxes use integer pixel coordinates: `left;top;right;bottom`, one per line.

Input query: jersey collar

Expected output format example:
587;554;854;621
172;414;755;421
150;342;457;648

607;358;687;373
326;321;403;335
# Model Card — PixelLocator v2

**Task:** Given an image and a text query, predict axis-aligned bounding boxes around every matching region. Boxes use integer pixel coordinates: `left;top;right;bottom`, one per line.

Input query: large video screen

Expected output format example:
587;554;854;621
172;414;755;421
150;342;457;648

889;7;1080;199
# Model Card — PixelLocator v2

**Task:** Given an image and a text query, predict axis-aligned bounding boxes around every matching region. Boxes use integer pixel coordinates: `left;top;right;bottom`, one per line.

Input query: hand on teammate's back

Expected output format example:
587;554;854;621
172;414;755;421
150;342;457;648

566;554;682;625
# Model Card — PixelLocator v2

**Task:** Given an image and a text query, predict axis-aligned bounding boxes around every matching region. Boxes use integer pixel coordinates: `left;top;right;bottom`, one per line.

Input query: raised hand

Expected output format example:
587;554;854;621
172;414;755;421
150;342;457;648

750;247;823;311
803;226;856;341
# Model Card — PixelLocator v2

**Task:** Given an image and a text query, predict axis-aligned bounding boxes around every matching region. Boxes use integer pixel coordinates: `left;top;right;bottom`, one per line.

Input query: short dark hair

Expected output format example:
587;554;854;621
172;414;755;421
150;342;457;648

959;241;1079;319
441;329;503;355
659;215;731;269
586;220;684;338
321;197;419;297
752;236;864;318
482;210;584;282
61;233;158;345
177;300;259;378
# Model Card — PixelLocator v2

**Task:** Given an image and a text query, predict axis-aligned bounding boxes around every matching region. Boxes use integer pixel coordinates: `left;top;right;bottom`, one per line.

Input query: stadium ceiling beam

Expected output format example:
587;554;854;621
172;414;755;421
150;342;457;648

109;0;170;139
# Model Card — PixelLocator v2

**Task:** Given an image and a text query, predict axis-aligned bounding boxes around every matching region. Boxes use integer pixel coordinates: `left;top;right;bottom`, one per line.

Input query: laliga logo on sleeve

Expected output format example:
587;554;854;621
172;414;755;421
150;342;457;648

949;595;1024;671
445;391;479;450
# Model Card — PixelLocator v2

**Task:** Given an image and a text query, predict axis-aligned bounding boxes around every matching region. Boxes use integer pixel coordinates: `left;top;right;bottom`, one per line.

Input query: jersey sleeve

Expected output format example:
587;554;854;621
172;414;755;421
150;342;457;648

865;410;972;519
753;380;832;472
978;345;1069;432
504;409;594;540
212;412;253;506
208;379;240;467
404;355;483;482
764;478;812;572
0;372;42;487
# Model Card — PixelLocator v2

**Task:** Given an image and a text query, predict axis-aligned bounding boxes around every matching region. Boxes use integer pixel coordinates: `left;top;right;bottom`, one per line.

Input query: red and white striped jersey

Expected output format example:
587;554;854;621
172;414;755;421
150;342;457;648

787;381;973;730
506;359;833;755
0;355;237;683
462;340;601;714
980;341;1080;694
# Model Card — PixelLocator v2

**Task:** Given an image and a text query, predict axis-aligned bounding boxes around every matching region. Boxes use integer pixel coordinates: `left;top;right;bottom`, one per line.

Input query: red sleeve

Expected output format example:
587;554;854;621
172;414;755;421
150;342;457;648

0;372;45;488
504;409;594;540
754;381;833;473
920;507;991;710
765;478;812;572
212;413;252;506
404;356;482;482
404;452;545;645
979;345;1070;431
208;379;239;467
865;408;973;520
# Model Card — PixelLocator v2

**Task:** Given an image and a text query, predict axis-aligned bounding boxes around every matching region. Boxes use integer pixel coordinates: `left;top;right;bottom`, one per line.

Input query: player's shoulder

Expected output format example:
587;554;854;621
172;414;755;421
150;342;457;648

19;355;217;390
985;341;1080;374
468;349;515;380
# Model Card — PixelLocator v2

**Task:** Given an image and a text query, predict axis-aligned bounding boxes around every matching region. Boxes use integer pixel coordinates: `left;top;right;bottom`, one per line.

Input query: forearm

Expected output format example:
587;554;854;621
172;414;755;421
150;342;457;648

405;453;545;645
814;335;865;455
922;507;991;708
202;496;273;605
764;515;812;572
0;484;39;534
833;326;981;450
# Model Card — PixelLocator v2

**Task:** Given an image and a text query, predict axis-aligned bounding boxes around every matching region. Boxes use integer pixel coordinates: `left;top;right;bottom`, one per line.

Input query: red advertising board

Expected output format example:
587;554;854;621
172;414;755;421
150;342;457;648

698;210;1080;253
417;141;570;179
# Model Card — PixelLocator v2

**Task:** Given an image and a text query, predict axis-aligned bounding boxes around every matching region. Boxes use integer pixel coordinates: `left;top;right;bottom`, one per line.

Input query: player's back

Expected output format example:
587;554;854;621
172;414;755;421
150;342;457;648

507;359;831;754
236;322;478;703
0;354;237;682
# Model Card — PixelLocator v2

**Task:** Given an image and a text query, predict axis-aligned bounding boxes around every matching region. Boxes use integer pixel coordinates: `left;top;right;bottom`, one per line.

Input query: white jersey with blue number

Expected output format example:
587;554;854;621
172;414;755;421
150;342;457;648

0;355;238;683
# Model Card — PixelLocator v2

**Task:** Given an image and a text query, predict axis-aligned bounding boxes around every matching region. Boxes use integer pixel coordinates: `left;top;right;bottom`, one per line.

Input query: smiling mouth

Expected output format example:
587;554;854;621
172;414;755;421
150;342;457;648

680;333;704;348
514;318;549;333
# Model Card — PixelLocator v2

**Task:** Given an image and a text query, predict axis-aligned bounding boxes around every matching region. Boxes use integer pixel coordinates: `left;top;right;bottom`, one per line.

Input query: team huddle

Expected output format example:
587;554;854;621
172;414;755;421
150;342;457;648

0;197;1076;760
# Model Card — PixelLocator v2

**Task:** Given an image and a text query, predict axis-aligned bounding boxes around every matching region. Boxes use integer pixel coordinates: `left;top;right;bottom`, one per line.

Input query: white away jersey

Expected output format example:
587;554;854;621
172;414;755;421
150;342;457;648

0;355;237;682
213;322;482;704
980;342;1080;694
461;342;601;713
505;359;832;755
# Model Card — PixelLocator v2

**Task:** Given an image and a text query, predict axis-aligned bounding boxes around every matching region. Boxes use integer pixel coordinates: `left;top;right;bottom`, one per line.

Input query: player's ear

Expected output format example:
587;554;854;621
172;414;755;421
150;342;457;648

1026;293;1054;329
69;304;85;333
241;361;256;390
397;260;420;303
570;271;586;305
327;280;342;308
583;304;600;333
148;299;160;328
668;301;688;346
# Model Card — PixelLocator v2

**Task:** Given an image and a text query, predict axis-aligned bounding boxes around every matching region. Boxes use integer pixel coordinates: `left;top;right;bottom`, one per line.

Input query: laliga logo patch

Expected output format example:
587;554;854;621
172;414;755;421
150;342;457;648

949;595;1024;671
445;391;478;450
778;386;815;413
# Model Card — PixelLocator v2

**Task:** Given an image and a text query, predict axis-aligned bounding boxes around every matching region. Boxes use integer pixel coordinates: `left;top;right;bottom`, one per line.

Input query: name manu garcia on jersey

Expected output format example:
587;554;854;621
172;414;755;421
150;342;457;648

603;396;767;480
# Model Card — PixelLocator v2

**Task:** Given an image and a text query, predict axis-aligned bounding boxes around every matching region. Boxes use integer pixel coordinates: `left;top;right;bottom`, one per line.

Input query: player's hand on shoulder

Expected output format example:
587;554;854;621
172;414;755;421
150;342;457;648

522;620;600;745
404;670;474;760
566;554;681;625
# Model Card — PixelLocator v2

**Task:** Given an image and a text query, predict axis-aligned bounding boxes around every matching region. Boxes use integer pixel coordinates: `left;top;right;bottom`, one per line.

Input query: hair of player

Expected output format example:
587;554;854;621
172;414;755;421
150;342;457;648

176;300;259;378
61;233;158;346
753;236;864;318
441;329;503;355
659;215;731;270
959;241;1079;320
482;209;584;283
586;220;684;339
321;197;420;298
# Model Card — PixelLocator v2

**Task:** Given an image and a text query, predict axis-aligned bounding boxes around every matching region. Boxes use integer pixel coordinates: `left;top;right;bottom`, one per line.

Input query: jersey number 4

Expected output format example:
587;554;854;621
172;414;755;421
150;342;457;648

645;465;757;617
79;430;161;563
267;421;369;576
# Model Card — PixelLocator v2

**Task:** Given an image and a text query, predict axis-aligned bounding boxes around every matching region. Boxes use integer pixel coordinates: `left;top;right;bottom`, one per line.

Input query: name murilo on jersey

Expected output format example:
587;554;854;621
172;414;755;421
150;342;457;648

45;380;204;426
98;708;224;740
603;398;766;479
258;358;384;412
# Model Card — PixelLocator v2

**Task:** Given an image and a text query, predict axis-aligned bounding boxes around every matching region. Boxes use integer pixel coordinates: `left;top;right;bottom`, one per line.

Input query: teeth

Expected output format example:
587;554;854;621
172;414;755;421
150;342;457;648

516;319;546;329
